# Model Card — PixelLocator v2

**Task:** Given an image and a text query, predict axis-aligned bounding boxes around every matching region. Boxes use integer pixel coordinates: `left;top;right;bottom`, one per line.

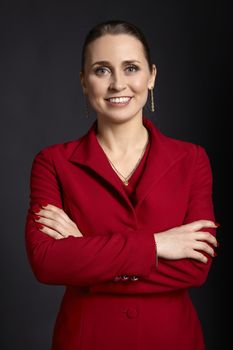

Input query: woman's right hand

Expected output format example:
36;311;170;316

33;203;83;240
154;220;218;263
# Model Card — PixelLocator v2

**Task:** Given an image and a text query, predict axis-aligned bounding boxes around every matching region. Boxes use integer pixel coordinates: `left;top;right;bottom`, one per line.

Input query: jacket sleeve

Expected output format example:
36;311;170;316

89;145;217;294
24;147;157;286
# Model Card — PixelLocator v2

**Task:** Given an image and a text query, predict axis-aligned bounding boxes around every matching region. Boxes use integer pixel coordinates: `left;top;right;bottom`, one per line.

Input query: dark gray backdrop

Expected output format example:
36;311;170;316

1;0;231;349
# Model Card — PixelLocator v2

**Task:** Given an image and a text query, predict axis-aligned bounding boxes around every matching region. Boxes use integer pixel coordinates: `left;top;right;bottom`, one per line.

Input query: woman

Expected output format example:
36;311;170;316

25;20;218;350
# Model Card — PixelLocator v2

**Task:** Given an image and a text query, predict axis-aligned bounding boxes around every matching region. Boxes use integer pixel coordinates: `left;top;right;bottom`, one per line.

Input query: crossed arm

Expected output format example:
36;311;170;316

25;145;218;291
33;204;217;264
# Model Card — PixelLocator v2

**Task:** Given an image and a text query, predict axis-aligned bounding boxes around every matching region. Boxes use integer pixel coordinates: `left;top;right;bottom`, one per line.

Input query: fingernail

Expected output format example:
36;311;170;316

215;222;220;227
214;252;218;257
40;201;48;207
36;223;44;230
31;205;41;214
33;214;41;220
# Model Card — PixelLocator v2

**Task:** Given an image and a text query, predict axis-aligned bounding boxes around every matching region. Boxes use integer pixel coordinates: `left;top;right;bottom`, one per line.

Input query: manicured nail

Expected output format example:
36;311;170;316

215;222;220;227
33;214;41;220
31;205;41;213
214;252;218;257
36;223;44;230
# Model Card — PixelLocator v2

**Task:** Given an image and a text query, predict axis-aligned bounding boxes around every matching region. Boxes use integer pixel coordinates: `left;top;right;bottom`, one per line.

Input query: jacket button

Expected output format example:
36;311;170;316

126;307;138;319
130;275;139;281
121;275;129;281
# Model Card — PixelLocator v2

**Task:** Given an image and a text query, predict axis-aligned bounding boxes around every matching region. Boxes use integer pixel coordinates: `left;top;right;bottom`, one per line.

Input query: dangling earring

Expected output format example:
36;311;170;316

84;95;89;118
150;87;155;112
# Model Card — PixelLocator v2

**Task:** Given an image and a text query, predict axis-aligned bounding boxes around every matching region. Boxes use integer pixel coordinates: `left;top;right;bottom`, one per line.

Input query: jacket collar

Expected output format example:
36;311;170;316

68;116;188;210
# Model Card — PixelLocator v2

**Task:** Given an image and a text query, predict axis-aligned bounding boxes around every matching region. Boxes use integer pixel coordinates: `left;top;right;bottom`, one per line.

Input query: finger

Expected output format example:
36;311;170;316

194;231;218;247
41;204;68;220
189;250;208;263
35;205;82;237
34;217;69;238
37;209;70;228
42;204;76;226
193;241;215;257
37;224;64;240
185;220;217;232
35;216;81;238
41;203;61;211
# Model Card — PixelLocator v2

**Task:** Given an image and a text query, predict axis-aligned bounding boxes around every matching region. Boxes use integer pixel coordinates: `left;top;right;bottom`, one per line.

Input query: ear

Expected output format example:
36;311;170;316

148;64;157;89
80;71;87;95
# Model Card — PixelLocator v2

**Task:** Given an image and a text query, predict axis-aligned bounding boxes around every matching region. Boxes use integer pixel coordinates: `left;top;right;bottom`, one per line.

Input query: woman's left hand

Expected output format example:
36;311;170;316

32;203;83;240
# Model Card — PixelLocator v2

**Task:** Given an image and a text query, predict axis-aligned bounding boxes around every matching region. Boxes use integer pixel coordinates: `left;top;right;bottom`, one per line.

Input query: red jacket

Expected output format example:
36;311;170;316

25;116;216;350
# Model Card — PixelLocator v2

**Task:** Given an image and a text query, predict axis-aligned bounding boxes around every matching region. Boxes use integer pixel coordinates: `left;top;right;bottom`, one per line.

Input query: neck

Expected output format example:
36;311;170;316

96;115;148;155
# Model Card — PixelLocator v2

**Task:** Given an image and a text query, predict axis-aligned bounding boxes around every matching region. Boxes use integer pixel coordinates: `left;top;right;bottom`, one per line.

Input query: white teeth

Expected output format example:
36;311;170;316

108;97;131;104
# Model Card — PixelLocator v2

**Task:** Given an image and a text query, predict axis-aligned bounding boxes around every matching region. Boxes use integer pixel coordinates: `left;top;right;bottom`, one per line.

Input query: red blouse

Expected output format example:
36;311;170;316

121;131;151;206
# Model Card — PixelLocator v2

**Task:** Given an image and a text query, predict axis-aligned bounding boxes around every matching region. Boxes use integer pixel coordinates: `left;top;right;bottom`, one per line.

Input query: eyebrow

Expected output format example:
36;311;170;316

91;60;141;68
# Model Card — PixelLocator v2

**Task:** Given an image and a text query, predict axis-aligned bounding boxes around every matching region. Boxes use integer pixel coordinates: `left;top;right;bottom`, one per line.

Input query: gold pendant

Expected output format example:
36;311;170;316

124;180;129;186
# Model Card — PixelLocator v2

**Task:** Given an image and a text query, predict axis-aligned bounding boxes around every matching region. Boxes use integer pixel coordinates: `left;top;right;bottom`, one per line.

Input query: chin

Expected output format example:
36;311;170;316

99;111;142;125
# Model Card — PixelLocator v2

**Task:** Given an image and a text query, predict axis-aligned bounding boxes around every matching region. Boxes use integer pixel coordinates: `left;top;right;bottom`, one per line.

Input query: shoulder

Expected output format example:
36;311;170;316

158;132;214;189
32;136;84;164
146;117;205;159
32;121;96;163
155;124;208;159
160;129;212;173
150;122;213;178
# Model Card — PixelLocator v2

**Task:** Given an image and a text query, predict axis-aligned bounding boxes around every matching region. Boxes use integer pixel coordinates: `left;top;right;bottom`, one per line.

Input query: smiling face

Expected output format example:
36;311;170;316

80;34;156;124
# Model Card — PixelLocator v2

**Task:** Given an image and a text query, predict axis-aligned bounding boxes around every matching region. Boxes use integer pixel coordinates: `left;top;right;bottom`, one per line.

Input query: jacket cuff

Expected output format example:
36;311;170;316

119;228;157;277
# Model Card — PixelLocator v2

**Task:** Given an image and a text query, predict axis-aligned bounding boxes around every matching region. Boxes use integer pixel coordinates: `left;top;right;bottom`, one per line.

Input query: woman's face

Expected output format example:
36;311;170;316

80;34;156;124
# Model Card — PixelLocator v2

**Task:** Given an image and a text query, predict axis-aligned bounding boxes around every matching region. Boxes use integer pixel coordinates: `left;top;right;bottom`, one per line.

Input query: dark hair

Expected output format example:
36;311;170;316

81;20;153;73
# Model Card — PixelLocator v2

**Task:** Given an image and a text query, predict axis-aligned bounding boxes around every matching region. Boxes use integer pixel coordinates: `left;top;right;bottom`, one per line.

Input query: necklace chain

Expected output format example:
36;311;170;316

104;131;149;186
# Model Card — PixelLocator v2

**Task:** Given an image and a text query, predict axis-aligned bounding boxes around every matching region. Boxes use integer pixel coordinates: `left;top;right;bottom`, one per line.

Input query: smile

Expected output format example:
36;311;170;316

105;96;132;106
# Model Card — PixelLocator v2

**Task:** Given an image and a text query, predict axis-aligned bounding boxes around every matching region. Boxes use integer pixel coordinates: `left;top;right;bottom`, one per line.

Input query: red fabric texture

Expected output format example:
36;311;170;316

121;131;151;204
24;116;216;350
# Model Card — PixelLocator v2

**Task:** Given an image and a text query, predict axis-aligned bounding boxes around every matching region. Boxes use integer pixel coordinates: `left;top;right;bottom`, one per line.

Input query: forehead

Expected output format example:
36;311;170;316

85;34;146;64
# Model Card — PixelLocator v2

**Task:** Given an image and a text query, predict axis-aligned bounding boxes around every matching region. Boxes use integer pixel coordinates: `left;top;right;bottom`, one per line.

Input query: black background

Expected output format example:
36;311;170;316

1;0;231;349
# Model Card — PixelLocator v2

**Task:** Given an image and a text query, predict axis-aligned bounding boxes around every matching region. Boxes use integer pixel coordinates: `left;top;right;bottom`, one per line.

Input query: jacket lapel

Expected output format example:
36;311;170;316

68;117;188;210
134;117;188;209
68;119;134;210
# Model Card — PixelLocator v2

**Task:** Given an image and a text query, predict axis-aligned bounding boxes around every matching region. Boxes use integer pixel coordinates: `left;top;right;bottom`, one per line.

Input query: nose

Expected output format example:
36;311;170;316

109;70;126;91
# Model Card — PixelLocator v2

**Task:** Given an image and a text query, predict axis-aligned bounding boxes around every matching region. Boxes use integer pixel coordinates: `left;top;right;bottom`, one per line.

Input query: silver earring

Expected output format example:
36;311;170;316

150;87;155;112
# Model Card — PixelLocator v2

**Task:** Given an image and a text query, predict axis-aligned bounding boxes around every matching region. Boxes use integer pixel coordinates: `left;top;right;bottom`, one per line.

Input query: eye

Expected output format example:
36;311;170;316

125;65;139;73
95;66;110;75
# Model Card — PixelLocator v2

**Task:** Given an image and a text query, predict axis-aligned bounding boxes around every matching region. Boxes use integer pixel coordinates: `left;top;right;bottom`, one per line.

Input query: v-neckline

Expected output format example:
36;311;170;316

68;116;188;211
95;128;151;188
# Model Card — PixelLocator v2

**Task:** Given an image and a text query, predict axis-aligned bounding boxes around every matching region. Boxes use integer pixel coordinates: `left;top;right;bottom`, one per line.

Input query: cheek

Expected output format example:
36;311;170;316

131;76;149;92
87;77;107;97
